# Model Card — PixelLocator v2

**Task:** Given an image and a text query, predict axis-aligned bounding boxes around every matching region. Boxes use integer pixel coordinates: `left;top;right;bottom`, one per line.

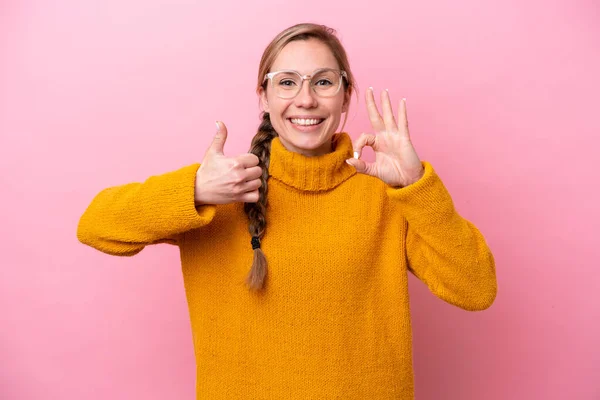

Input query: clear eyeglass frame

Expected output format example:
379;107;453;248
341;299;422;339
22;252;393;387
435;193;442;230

263;68;348;99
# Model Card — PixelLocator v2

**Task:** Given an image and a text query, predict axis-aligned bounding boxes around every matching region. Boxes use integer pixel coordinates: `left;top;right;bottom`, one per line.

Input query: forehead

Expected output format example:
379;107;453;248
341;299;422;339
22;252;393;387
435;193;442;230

271;39;339;74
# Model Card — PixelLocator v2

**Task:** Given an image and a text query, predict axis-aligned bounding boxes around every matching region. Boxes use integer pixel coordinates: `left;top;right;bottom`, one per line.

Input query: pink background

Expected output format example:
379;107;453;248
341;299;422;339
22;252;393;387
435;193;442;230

1;0;598;399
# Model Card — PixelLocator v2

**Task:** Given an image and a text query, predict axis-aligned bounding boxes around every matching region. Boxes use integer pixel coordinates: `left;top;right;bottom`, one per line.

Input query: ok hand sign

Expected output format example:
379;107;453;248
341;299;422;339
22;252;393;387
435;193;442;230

346;88;424;188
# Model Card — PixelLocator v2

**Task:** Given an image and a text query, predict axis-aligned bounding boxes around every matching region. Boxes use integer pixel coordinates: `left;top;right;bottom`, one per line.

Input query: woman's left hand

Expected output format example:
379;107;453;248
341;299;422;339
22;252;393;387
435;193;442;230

346;88;424;188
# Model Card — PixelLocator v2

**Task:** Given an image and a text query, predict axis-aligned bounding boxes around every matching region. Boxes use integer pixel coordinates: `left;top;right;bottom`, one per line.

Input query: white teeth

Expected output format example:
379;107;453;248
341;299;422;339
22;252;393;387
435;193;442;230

290;118;323;126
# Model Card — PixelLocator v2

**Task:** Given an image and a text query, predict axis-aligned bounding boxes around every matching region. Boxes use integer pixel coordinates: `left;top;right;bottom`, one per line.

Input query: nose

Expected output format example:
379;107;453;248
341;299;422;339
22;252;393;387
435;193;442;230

294;79;318;108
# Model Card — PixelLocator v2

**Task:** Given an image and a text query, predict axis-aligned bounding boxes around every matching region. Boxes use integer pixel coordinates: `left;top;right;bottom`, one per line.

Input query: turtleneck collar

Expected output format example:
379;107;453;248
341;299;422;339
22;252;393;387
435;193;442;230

268;132;357;192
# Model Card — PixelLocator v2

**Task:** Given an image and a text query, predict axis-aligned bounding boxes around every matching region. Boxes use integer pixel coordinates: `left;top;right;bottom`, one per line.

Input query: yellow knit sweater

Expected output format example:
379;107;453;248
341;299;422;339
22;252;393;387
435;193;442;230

77;132;497;399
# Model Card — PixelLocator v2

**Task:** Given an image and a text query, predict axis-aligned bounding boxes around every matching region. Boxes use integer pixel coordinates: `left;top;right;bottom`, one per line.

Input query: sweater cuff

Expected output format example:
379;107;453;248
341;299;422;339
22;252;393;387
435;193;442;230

159;163;217;230
385;161;457;226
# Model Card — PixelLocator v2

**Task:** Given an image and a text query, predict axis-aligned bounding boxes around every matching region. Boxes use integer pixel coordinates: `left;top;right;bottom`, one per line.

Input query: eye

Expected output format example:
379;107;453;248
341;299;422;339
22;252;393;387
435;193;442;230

315;79;333;86
279;79;297;87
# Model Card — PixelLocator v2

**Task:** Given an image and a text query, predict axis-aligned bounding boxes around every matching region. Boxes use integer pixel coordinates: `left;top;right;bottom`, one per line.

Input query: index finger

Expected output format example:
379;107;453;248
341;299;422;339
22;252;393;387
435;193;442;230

366;87;385;133
236;153;260;168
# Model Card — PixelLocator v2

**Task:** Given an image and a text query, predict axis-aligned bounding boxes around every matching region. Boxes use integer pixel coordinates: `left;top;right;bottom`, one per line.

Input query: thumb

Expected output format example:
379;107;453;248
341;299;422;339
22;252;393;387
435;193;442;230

345;157;373;175
210;121;228;154
346;132;377;175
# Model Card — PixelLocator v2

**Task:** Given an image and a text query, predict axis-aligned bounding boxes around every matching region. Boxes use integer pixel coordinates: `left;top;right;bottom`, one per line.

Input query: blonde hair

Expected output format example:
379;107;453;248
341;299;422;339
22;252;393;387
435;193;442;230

243;23;357;291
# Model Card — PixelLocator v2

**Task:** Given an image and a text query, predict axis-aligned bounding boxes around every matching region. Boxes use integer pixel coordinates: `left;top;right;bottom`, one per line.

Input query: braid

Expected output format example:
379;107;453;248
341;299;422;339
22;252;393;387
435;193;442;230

243;113;277;291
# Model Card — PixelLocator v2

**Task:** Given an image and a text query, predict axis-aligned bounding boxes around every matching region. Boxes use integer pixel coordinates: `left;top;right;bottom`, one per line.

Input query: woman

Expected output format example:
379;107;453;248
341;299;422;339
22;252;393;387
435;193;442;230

77;23;497;399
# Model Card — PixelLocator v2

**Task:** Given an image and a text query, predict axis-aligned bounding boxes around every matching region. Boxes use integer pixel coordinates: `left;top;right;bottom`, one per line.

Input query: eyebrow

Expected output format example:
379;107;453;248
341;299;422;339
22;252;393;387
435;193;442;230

269;67;338;74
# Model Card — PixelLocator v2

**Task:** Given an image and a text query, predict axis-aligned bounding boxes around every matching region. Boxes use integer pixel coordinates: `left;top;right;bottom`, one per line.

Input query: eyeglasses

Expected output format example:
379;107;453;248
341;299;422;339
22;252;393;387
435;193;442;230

263;68;347;99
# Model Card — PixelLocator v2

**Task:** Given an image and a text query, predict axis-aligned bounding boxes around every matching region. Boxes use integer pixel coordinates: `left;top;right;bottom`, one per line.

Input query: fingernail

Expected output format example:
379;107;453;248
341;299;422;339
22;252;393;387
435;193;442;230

215;121;219;131
403;98;406;102
354;151;359;159
369;86;373;91
345;159;352;165
386;88;389;92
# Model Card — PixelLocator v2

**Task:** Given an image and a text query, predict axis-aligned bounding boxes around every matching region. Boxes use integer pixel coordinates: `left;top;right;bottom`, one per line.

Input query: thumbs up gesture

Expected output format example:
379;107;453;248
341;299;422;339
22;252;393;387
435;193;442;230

195;121;263;205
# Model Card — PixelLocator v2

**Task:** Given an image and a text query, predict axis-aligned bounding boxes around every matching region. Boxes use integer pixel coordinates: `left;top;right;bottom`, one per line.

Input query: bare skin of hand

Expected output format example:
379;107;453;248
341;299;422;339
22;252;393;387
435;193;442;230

346;88;424;188
195;121;263;205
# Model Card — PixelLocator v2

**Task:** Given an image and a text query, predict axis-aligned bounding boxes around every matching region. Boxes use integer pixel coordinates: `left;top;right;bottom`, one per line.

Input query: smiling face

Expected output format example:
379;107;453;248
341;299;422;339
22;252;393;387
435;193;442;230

258;39;350;157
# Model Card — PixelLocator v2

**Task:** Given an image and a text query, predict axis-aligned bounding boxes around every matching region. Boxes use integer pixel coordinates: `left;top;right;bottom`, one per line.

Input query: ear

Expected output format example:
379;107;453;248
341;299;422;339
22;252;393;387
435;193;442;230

258;86;270;113
342;89;351;113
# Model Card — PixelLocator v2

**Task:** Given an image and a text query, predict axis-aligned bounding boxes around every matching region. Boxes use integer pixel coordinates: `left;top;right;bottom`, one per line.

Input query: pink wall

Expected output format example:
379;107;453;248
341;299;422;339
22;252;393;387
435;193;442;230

1;0;598;399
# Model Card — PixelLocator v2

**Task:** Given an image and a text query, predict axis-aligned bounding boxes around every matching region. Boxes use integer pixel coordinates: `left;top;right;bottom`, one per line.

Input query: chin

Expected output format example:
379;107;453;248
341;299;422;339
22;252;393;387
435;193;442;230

275;119;337;154
291;137;332;155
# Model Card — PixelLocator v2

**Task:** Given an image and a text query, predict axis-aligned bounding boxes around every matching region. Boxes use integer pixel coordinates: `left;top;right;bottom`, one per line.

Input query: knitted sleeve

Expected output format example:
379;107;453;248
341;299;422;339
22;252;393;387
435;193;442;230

77;163;216;256
386;161;497;311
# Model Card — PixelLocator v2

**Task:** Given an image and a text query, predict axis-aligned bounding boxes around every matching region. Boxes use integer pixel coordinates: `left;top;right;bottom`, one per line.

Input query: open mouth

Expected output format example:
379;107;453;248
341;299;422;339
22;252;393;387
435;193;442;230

288;118;325;128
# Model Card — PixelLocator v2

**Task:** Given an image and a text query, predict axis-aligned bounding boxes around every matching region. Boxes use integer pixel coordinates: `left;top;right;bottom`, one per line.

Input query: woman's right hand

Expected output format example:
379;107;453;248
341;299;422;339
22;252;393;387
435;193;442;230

195;121;263;205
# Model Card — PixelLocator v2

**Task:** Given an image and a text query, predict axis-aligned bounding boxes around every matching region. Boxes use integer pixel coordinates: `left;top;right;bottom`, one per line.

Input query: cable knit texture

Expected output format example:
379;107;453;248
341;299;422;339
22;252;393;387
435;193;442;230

77;132;497;399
